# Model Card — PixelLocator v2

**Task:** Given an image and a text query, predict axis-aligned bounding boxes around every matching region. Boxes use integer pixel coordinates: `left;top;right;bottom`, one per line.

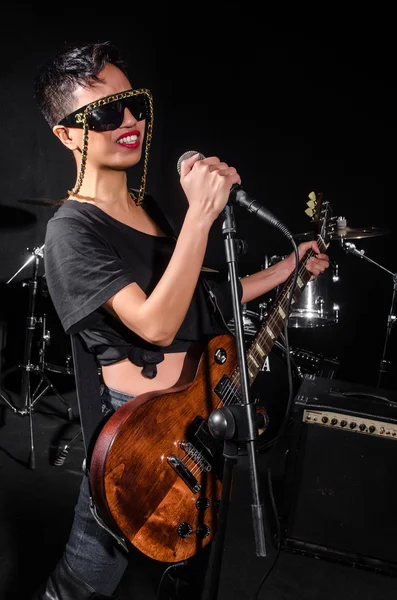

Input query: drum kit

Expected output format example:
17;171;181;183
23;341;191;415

0;196;395;463
0;197;73;469
227;216;395;449
228;216;394;389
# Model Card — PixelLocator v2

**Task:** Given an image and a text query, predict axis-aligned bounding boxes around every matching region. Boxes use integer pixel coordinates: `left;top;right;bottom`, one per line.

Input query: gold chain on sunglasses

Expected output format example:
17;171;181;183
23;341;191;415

68;89;154;207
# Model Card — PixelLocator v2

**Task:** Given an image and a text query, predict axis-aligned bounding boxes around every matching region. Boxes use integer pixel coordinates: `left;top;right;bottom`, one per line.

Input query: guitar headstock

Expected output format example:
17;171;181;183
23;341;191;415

305;191;335;252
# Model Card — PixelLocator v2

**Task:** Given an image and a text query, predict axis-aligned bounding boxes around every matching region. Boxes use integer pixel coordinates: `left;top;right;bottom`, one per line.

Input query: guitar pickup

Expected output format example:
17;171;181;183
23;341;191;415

167;455;201;493
214;374;231;401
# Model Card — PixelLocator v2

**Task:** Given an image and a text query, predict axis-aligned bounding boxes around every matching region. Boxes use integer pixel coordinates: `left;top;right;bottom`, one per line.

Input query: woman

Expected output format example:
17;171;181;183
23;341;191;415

32;41;329;600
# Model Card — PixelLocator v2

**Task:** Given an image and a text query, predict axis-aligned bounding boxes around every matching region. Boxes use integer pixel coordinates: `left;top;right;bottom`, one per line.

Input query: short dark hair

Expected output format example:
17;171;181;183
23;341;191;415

33;41;130;128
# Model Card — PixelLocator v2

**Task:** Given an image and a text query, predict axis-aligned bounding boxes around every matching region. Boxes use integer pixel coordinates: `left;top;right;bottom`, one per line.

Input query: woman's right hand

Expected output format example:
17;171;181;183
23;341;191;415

179;152;241;227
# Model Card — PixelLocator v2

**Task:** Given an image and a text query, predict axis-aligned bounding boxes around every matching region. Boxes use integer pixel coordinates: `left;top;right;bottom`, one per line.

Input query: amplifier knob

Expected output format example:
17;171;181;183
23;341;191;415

322;416;329;424
359;423;366;431
350;422;357;429
331;418;338;425
369;425;376;433
340;420;348;427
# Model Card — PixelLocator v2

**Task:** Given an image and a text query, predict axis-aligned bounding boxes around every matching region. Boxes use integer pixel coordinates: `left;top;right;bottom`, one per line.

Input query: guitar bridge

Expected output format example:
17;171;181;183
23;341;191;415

180;441;211;472
167;455;201;493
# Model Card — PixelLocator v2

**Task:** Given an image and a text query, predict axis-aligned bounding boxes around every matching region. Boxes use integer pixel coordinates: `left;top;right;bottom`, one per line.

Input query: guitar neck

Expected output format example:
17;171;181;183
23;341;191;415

233;234;326;388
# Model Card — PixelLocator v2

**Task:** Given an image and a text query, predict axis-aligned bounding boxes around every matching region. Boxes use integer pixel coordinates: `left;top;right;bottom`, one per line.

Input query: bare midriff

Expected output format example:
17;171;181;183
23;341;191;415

101;351;188;396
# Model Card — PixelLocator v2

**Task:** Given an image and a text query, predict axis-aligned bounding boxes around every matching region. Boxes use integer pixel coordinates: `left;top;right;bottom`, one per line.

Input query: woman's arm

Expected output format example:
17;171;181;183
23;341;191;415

241;240;330;304
106;154;241;346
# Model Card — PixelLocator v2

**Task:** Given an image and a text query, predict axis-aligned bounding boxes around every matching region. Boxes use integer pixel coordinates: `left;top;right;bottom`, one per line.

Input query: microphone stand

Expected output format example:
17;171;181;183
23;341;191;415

343;241;397;388
206;202;267;600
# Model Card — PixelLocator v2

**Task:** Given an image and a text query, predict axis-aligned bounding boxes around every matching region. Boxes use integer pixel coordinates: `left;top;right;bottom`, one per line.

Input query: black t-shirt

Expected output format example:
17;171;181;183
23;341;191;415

43;194;239;373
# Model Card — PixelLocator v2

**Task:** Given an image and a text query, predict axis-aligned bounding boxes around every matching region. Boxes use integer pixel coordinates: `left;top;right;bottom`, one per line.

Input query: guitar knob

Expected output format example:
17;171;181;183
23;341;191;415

177;522;193;538
196;525;211;539
196;497;210;511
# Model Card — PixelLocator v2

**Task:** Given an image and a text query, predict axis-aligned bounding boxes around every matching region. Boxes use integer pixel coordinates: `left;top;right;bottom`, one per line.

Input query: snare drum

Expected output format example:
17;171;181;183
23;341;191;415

288;265;339;328
266;255;340;328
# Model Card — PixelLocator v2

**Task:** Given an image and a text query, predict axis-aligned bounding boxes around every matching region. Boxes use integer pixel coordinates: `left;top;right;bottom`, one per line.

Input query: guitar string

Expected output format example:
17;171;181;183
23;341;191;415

180;239;326;473
225;233;327;401
179;252;316;474
222;251;316;405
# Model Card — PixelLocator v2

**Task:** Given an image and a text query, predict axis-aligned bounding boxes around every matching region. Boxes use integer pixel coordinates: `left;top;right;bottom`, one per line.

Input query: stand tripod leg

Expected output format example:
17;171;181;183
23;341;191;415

207;443;238;600
26;371;73;470
0;365;25;413
377;277;397;388
0;389;18;413
27;370;73;421
27;374;36;470
40;373;74;420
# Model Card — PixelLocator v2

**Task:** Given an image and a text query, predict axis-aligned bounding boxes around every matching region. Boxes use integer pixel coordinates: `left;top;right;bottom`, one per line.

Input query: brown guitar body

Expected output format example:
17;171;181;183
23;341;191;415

90;334;239;563
89;191;332;565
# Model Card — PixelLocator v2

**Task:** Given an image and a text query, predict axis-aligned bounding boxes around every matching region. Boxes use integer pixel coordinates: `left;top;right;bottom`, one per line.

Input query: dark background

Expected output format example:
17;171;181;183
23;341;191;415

0;11;396;600
0;12;396;391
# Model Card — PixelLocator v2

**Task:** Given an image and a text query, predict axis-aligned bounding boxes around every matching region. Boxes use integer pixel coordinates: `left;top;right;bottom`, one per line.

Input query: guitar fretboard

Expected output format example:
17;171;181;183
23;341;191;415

228;234;326;396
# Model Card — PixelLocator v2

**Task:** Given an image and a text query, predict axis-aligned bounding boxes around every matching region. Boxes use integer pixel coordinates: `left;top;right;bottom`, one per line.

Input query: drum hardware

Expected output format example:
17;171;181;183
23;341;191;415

258;300;269;321
227;304;260;338
342;240;397;388
0;244;74;469
38;313;74;376
290;347;340;379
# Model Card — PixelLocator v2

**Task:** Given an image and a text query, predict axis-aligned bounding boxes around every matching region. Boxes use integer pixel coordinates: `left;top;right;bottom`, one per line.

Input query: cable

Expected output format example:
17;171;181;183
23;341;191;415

156;560;189;600
52;429;82;467
252;238;300;600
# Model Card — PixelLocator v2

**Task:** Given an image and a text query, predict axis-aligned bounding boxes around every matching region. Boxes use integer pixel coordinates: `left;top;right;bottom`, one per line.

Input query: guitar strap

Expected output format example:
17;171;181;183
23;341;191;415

69;333;104;465
69;333;129;551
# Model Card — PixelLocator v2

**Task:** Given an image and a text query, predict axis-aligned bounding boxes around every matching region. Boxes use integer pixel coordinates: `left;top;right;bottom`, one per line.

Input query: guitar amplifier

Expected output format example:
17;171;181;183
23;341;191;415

277;375;397;575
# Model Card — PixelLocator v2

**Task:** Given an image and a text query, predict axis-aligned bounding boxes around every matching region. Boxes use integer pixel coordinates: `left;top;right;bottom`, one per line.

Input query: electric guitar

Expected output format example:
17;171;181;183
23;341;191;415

89;192;334;563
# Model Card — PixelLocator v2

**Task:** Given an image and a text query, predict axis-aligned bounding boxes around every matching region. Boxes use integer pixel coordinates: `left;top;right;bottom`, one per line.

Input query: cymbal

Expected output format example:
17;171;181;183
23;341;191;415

17;197;63;207
331;226;389;240
294;226;389;242
0;205;37;229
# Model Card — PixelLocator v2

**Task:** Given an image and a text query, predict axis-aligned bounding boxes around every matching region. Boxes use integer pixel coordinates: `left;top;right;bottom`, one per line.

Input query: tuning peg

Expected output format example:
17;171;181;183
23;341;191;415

305;208;314;217
308;191;316;202
306;200;316;209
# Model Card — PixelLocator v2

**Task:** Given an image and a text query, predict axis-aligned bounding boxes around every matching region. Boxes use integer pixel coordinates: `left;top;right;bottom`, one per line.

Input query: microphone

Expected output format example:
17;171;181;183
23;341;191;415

176;150;293;240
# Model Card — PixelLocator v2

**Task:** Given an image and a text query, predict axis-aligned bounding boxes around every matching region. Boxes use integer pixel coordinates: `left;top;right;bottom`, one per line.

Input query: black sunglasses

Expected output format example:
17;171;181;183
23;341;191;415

58;91;150;132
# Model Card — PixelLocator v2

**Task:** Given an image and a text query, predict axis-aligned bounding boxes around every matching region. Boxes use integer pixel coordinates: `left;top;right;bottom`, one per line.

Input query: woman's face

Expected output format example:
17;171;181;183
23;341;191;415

56;63;147;172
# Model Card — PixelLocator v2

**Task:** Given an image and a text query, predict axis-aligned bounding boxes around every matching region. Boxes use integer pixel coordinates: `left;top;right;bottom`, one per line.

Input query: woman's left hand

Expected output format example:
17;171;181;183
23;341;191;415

284;240;330;279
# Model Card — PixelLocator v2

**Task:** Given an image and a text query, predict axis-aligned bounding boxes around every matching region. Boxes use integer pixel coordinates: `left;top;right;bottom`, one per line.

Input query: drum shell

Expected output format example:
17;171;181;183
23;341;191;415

266;255;339;328
288;269;339;328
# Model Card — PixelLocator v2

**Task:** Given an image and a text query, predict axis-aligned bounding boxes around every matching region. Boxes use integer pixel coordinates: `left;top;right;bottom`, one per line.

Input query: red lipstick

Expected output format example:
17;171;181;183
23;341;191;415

116;130;140;148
